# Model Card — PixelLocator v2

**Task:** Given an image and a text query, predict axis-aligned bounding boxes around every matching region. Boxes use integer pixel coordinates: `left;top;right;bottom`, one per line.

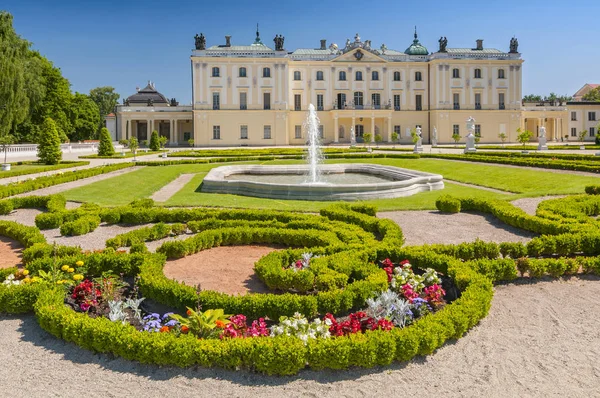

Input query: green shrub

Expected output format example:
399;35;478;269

149;130;160;151
60;215;101;236
37;117;62;165
585;185;600;195
98;127;115;156
0;200;14;215
35;212;64;229
435;195;461;213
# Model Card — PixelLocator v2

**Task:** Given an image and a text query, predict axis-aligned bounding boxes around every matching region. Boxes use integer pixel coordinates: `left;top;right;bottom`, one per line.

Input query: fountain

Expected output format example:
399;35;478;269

201;105;444;201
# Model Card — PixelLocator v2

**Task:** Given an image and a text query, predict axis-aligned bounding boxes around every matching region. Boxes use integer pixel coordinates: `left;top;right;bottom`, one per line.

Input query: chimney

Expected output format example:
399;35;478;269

225;35;231;47
476;39;483;50
320;39;327;50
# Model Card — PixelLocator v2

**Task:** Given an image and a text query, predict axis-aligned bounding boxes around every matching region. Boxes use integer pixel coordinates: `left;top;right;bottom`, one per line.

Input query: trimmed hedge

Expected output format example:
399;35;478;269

0;161;89;179
435;195;461;213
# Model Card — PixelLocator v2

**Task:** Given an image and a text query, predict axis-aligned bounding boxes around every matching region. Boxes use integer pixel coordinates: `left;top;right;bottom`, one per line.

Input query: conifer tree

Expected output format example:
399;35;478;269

38;117;62;164
149;130;160;151
97;127;114;156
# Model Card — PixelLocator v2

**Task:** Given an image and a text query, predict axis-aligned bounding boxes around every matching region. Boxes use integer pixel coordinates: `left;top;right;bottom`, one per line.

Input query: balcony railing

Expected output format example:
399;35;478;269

453;104;460;110
317;106;324;111
240;105;247;110
499;104;505;110
475;104;481;110
394;106;400;111
264;105;271;110
213;105;220;110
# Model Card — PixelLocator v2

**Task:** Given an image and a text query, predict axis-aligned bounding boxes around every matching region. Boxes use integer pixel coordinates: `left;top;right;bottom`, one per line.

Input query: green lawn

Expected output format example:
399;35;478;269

79;150;165;159
61;156;600;210
0;161;88;179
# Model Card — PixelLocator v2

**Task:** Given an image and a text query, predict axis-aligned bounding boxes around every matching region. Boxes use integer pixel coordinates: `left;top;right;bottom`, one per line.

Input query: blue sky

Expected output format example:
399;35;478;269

4;0;598;103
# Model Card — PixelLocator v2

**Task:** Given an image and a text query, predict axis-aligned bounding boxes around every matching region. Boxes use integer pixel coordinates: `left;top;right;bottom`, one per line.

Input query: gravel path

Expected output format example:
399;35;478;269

41;223;154;251
511;195;566;215
150;173;197;202
10;167;142;198
380;210;536;245
0;277;598;397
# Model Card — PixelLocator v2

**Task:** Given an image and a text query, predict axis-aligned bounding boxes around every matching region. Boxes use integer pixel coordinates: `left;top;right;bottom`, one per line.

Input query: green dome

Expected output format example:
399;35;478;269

404;29;428;55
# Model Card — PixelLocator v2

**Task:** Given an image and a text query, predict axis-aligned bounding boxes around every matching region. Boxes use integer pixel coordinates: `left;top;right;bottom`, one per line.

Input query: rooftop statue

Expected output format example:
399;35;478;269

273;34;285;51
438;36;448;52
509;37;519;53
194;33;206;50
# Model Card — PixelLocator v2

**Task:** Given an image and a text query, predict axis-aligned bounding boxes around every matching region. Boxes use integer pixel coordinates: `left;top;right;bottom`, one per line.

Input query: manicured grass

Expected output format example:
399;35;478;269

0;161;89;179
79;150;165;159
62;164;214;206
62;156;598;210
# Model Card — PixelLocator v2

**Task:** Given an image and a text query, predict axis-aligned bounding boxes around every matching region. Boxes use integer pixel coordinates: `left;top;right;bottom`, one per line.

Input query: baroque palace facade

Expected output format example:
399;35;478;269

109;28;596;146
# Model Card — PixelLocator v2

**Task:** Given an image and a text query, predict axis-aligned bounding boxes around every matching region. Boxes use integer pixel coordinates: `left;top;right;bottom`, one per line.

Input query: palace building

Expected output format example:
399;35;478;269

108;28;597;146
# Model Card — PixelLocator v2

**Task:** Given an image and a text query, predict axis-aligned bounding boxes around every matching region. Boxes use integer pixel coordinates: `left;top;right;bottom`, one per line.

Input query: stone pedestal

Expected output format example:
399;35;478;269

413;143;423;153
537;137;548;151
464;132;477;153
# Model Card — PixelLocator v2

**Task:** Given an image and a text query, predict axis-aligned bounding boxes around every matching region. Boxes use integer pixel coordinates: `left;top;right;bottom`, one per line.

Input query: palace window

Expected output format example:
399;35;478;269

453;93;460;110
453;124;460;135
474;68;482;79
317;94;324;111
372;71;379;81
452;68;460;78
293;71;301;81
393;94;401;111
240;125;248;139
394;125;401;136
498;69;505;79
589;112;596;121
339;71;346;81
356;71;363;81
264;125;272;139
339;126;345;138
263;67;271;78
372;93;381;109
295;125;302;139
263;92;271;110
499;93;505;110
475;93;481;110
239;92;247;110
571;127;577;137
393;71;401;81
475;124;481;136
212;125;221;140
212;92;220;110
590;127;596;137
239;67;247;78
354;91;364;108
211;67;220;77
416;94;422;111
294;94;301;111
318;125;324;139
337;93;346;109
316;71;324;81
415;71;422;81
571;111;577;121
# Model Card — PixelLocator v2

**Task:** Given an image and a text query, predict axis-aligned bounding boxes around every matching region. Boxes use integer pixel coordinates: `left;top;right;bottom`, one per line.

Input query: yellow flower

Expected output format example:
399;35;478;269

31;277;40;282
22;269;29;276
73;274;84;281
75;261;84;267
23;277;31;284
56;280;64;285
61;265;69;271
68;268;74;273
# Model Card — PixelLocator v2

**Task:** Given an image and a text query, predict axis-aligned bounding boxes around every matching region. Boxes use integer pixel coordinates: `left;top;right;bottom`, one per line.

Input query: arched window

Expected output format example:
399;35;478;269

239;67;247;77
415;71;422;81
263;67;271;78
354;91;364;108
372;71;379;81
355;71;363;81
339;126;345;139
316;71;324;81
393;71;401;81
339;71;346;81
498;69;505;79
293;71;301;81
452;68;460;78
211;67;220;77
474;68;482;79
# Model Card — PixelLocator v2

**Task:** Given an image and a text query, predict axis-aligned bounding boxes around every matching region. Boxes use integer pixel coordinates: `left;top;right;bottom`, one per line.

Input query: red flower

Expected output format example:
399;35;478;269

159;326;169;333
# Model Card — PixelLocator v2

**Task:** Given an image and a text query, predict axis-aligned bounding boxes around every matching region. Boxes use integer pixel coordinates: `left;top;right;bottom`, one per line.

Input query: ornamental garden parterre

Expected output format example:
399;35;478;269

2;187;600;375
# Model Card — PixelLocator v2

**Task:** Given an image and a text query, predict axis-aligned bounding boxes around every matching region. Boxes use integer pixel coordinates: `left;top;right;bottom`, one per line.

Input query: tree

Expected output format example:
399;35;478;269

583;87;600;102
89;86;120;133
363;133;372;147
374;133;382;147
149;130;160;151
128;137;139;161
522;94;542;103
578;130;588;144
391;131;399;148
69;93;100;141
38;117;62;164
158;135;168;149
98;127;115;156
516;128;532;147
0;12;44;137
410;128;419;144
498;132;507;146
452;132;461;146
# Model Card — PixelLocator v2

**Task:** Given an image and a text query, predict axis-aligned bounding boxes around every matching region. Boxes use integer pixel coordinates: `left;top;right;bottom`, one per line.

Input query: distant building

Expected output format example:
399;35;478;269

573;84;600;102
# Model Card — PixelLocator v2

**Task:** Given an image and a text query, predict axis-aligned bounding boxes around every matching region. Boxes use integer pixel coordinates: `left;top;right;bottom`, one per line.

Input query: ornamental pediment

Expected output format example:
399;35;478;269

332;48;387;63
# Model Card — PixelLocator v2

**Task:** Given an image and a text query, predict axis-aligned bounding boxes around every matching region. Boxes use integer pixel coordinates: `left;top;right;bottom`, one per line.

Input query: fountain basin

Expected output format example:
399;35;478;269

201;164;444;201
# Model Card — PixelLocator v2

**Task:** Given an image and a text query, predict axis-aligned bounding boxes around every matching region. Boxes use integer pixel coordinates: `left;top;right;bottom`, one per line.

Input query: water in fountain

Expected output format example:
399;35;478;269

304;104;324;183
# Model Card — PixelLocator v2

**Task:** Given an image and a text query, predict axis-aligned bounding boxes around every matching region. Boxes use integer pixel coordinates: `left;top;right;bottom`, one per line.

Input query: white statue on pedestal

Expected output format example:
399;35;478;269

432;126;438;147
464;116;477;153
538;126;548;151
413;126;423;153
350;126;356;147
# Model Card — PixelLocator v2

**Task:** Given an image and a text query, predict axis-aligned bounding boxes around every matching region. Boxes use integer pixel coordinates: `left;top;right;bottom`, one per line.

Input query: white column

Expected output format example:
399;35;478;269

371;117;375;142
351;116;356;137
172;120;178;145
387;116;392;142
334;116;339;143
